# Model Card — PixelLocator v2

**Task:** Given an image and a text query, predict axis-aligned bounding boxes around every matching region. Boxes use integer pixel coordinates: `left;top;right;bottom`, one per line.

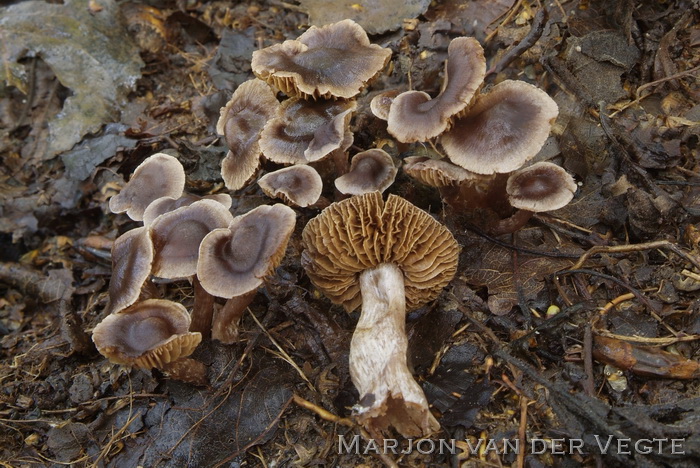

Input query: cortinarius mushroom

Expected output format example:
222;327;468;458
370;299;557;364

197;204;297;343
334;149;397;195
108;153;186;221
440;80;559;174
301;192;459;437
92;299;206;384
142;193;232;226
492;161;577;234
258;165;323;207
106;227;154;314
217;79;280;190
387;37;486;142
402;156;474;188
251;19;391;100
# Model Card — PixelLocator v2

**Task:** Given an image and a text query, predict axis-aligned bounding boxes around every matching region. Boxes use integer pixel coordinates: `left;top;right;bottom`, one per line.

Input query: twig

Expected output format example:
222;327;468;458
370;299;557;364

583;325;595;396
486;6;548;77
292;394;354;427
570;240;700;271
516;395;528;468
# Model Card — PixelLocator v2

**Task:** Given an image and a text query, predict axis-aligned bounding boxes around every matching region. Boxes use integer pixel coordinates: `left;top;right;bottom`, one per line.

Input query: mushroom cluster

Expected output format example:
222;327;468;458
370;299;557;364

372;36;576;233
216;19;398;202
96;153;296;384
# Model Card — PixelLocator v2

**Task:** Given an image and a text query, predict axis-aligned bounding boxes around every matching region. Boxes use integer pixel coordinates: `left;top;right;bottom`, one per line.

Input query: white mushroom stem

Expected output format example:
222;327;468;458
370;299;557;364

350;262;440;438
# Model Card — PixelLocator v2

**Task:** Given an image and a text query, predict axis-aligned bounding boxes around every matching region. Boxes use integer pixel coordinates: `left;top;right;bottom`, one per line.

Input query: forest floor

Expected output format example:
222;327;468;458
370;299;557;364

1;0;699;466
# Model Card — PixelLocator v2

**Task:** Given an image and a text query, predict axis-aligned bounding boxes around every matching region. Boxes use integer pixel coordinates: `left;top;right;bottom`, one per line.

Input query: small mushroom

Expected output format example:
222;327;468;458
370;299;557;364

258;165;323;207
217;79;280;190
302;192;459;438
106;227;154;314
251;19;391;100
370;89;401;121
440;80;559;174
334;149;397;195
197;204;297;344
402;156;474;188
149;199;234;279
108;153;185;221
492;161;577;234
92;299;206;385
386;37;486;142
259;97;356;165
142;193;232;226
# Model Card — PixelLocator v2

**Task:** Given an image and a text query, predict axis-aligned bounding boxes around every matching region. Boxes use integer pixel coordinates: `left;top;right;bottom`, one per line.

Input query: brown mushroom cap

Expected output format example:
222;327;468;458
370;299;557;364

142;193;232;226
149;199;234;278
197;204;297;299
259;97;356;164
506;162;577;212
217;79;280;190
441;80;559;174
258;165;323;207
106;227;154;315
334;149;397;195
402;156;476;187
369;89;401;121
108;153;186;221
301;192;459;312
92;299;201;369
386;37;486;142
251;19;391;100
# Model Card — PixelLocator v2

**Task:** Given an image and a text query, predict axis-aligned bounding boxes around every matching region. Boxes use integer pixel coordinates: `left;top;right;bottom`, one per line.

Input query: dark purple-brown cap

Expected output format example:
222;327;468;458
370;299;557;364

506;162;577;212
251;19;391;99
441;80;559;174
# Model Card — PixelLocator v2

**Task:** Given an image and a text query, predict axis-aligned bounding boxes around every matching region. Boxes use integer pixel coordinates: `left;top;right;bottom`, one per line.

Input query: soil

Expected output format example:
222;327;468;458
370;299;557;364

1;0;699;467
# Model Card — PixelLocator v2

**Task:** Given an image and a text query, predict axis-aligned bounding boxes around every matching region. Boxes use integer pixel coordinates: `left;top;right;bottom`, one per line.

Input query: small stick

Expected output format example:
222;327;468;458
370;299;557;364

570;240;700;271
292;394;354;427
486;7;548;77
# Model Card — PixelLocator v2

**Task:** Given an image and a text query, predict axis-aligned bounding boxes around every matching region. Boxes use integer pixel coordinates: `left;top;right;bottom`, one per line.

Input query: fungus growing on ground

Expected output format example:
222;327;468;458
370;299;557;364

217;79;280;190
92;299;206;385
258;165;323;207
142;193;232;226
492;161;577;234
108;153;186;221
251;19;391;100
387;37;486;143
259;97;356;165
402;156;474;188
106;227;154;315
149;199;233;335
197;204;297;344
370;89;401;121
440;80;559;174
334;149;397;195
301;192;459;438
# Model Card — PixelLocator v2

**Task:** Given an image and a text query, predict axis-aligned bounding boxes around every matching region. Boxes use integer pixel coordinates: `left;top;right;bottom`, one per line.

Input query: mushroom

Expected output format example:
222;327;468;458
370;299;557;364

334;149;397;195
492;161;577;234
440;80;559;174
106;227;154;314
142;192;232;226
301;192;459;438
402;155;474;188
149;199;234;335
251;19;391;100
370;89;401;121
258;165;323;207
259;97;356;165
386;37;486;142
92;299;206;385
197;204;297;344
216;79;280;190
108;153;185;221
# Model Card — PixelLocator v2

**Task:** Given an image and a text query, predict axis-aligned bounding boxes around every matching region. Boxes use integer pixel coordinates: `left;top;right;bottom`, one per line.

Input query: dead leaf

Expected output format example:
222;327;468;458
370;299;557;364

0;0;143;159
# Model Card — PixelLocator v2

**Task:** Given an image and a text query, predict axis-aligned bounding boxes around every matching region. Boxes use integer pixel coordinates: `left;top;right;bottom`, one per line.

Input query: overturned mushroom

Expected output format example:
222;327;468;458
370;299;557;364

259;97;356;165
106;227;154;315
197;204;297;343
302;192;459;438
441;80;559;174
251;19;391;100
492;161;577;234
334;149;397;195
370;89;401;121
92;299;206;385
108;153;186;221
258;165;323;207
217;79;280;190
402;156;474;188
387;37;486;142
